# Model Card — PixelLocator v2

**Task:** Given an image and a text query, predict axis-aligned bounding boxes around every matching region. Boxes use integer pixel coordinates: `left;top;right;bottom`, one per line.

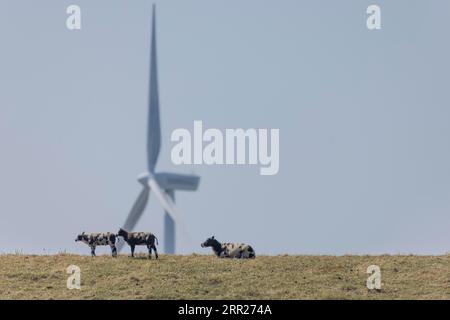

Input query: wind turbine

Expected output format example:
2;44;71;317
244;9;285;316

118;5;200;254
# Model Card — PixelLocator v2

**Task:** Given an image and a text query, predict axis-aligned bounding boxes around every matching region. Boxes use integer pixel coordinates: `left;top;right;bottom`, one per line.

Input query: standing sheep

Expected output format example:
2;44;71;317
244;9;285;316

75;232;117;257
117;228;159;259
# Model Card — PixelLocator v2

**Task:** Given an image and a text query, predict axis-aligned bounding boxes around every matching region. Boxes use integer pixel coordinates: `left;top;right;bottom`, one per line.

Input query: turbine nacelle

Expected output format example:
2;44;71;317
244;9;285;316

137;172;200;191
137;172;151;187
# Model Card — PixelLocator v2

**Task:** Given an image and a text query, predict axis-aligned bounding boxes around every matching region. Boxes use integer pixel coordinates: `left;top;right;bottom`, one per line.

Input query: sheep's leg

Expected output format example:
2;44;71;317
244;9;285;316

130;245;135;258
111;245;117;257
90;246;96;257
152;245;158;259
147;244;152;259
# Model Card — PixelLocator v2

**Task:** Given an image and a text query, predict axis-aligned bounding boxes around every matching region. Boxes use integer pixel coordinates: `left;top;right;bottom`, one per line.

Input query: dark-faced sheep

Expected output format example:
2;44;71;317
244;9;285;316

201;236;255;259
117;228;159;259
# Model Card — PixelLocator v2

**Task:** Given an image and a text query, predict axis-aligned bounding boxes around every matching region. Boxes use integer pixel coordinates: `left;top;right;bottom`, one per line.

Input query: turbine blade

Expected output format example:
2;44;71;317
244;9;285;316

147;4;161;173
148;178;177;222
118;187;150;252
155;172;200;191
148;178;193;246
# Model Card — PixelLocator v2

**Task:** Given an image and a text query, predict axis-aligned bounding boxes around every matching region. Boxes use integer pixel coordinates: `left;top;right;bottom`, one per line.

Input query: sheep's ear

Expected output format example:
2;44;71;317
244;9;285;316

82;231;85;235
212;235;215;239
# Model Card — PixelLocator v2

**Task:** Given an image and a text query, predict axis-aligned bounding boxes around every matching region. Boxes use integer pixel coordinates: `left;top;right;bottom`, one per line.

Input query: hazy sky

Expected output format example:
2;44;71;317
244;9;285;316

1;0;449;255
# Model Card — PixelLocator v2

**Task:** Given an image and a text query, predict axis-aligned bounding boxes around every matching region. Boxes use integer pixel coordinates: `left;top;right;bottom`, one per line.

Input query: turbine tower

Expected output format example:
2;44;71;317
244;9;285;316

118;5;200;254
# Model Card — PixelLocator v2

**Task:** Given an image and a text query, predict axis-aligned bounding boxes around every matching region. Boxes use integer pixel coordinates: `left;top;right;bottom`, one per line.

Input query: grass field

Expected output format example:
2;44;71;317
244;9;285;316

0;254;448;300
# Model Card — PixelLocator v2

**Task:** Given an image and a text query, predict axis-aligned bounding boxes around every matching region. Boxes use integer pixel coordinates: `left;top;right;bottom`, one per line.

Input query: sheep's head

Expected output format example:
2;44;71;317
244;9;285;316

201;236;217;248
75;231;86;242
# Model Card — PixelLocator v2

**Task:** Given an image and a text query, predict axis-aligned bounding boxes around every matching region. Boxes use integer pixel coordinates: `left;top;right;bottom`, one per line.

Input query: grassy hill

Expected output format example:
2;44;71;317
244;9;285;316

0;254;448;299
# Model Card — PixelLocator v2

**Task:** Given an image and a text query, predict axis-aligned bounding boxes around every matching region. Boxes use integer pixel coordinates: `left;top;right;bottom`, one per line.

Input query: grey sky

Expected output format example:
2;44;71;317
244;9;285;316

0;0;449;255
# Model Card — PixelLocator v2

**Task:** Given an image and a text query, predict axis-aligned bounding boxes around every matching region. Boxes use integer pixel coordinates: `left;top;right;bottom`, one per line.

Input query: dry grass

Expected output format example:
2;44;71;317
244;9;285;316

0;254;448;300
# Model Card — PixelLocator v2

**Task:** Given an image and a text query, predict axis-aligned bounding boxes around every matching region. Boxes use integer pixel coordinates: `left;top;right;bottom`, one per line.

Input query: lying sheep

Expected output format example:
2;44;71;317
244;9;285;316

201;236;255;259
